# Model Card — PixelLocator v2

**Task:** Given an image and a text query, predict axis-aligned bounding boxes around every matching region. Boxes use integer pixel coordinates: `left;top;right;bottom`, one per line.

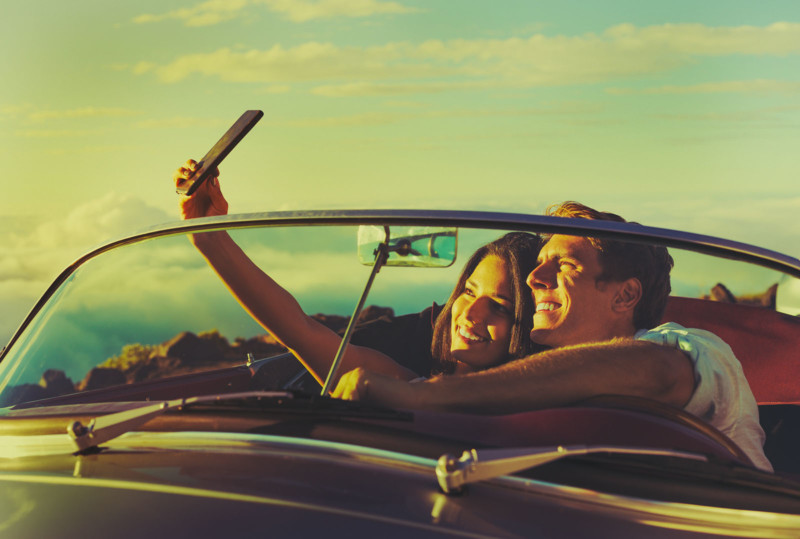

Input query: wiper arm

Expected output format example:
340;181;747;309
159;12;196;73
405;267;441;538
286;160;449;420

69;391;293;453
436;445;708;494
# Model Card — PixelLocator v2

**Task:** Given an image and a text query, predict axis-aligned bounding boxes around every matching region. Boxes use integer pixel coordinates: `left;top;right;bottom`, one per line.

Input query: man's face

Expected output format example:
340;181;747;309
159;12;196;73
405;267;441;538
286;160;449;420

526;234;619;347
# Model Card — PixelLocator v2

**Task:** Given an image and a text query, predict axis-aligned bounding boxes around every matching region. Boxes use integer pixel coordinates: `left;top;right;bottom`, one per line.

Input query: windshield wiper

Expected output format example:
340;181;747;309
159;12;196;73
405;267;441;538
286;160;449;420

1;390;408;458
66;389;408;454
435;445;708;494
1;392;287;458
68;391;293;453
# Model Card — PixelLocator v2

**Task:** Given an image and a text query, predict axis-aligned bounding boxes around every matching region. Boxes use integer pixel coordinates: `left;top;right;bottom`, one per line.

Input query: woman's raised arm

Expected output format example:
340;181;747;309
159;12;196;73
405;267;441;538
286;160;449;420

174;160;418;387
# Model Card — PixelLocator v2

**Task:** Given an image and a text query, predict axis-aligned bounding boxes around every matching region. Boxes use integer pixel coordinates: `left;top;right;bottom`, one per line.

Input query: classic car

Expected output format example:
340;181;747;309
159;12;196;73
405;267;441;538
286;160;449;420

1;209;799;538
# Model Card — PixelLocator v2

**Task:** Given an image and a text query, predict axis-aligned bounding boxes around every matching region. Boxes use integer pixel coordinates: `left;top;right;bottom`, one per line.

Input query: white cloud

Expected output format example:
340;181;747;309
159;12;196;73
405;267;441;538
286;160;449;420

310;80;489;97
605;22;800;56
607;80;800;96
10;107;142;139
147;42;447;84
15;129;104;139
19;193;171;253
27;107;140;122
0;104;34;120
259;0;419;23
132;0;417;27
134;116;226;129
133;0;250;27
132;61;156;75
278;102;599;128
134;23;800;92
258;84;292;94
591;195;800;261
0;194;172;345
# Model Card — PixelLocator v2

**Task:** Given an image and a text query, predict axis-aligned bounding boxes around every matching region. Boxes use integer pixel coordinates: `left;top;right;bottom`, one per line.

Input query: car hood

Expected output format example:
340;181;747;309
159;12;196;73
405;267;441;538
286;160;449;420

2;431;800;539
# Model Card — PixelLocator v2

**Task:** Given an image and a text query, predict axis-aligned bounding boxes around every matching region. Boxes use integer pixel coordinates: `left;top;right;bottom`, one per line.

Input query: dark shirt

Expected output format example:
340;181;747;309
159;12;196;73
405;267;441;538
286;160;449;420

348;303;444;378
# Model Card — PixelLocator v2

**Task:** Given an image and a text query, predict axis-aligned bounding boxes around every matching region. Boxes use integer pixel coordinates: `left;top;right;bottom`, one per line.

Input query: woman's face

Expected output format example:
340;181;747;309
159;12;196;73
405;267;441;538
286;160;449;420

450;255;515;372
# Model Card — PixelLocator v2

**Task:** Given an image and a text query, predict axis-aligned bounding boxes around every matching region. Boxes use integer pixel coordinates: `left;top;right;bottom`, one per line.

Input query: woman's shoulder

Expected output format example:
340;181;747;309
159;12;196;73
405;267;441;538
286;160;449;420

348;303;442;376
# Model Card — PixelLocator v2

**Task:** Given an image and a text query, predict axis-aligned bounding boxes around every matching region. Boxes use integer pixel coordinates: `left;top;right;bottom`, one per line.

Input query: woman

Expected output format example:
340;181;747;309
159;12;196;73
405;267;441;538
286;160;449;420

174;159;540;386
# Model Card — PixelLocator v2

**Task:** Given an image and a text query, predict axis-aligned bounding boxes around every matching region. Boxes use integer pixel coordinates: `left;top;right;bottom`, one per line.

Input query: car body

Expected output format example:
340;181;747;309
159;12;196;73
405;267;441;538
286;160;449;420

1;210;800;538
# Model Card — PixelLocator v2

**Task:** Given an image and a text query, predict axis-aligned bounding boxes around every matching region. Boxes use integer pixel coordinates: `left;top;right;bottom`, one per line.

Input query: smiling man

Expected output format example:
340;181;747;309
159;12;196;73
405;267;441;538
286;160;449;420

333;202;772;472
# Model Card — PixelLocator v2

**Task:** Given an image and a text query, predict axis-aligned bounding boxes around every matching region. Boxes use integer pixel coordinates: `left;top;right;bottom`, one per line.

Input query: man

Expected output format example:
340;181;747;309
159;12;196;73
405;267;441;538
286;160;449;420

332;201;772;472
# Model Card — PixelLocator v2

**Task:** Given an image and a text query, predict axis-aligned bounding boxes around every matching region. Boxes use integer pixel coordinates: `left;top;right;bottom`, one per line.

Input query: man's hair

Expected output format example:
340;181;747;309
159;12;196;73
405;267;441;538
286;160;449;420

546;201;673;330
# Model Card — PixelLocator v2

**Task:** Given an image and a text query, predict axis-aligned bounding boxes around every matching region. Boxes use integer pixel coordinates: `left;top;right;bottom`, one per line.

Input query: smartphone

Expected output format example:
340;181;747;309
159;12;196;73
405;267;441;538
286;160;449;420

177;109;264;196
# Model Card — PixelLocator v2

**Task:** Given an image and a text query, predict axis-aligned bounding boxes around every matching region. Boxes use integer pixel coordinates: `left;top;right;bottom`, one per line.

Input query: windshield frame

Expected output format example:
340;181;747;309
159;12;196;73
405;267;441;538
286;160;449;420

3;208;799;366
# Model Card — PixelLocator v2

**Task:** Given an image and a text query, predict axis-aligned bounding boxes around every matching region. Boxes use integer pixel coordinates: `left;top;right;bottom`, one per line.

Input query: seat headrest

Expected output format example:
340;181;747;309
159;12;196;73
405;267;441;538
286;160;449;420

662;297;800;404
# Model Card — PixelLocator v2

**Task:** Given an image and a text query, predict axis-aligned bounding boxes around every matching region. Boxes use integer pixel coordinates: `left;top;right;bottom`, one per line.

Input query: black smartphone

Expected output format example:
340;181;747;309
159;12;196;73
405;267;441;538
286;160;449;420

177;109;264;196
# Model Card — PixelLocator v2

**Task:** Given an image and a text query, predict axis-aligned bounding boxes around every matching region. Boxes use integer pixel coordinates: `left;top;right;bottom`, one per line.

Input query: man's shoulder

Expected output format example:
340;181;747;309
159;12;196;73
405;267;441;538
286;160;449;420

637;321;725;341
636;322;736;360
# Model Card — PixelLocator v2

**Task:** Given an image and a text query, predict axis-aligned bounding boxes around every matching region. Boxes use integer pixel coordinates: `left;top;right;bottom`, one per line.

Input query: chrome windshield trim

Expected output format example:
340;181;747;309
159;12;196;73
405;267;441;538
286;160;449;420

70;210;800;278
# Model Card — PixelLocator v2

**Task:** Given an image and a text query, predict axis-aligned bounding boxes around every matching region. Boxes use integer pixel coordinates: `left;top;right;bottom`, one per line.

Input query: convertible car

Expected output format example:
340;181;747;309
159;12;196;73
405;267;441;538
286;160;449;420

1;210;799;537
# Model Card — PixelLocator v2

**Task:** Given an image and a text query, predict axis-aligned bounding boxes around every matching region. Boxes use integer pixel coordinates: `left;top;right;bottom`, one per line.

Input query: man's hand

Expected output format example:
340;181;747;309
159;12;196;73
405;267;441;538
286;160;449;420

174;159;228;220
331;368;422;410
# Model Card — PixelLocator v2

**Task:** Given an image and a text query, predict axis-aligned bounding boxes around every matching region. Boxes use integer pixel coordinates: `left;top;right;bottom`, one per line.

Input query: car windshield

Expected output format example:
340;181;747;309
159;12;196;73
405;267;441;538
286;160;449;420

0;221;489;405
1;216;796;410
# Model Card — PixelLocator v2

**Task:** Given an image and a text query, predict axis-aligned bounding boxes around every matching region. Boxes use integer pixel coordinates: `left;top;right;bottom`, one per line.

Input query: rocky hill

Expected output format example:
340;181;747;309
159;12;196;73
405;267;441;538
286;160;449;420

3;305;395;406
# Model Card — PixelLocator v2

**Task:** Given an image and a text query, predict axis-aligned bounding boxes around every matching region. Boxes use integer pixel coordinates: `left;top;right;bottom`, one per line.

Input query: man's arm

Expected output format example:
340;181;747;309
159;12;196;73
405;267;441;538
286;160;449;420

332;339;695;413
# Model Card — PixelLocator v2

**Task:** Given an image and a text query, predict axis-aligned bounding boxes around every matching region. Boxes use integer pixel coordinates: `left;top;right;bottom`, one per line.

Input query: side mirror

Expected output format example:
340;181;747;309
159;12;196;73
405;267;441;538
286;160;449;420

357;225;457;268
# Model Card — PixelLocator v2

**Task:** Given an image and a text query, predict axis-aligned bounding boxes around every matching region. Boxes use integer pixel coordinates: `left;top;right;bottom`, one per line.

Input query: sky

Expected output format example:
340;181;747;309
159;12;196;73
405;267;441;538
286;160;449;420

2;0;800;347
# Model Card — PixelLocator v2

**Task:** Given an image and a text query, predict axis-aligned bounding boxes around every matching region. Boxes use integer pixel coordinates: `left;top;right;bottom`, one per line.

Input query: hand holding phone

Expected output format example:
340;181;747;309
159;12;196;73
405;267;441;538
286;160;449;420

176;110;263;196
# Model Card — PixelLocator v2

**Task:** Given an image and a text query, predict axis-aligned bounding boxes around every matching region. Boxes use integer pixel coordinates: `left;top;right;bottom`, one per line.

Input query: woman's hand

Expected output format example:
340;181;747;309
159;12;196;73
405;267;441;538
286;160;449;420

174;159;228;220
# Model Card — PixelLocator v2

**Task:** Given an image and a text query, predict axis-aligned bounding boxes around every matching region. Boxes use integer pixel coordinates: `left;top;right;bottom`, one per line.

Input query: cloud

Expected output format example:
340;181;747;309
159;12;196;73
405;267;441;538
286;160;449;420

0;194;172;346
310;80;490;97
146;42;449;84
0;104;34;120
133;0;418;27
10;107;142;138
27;107;140;122
607;80;800;96
133;0;250;27
605;21;800;56
132;61;156;75
134;116;226;129
1;194;171;284
285;111;402;127
133;22;800;92
15;129;104;139
258;84;292;94
589;195;800;260
279;102;602;127
260;0;419;23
